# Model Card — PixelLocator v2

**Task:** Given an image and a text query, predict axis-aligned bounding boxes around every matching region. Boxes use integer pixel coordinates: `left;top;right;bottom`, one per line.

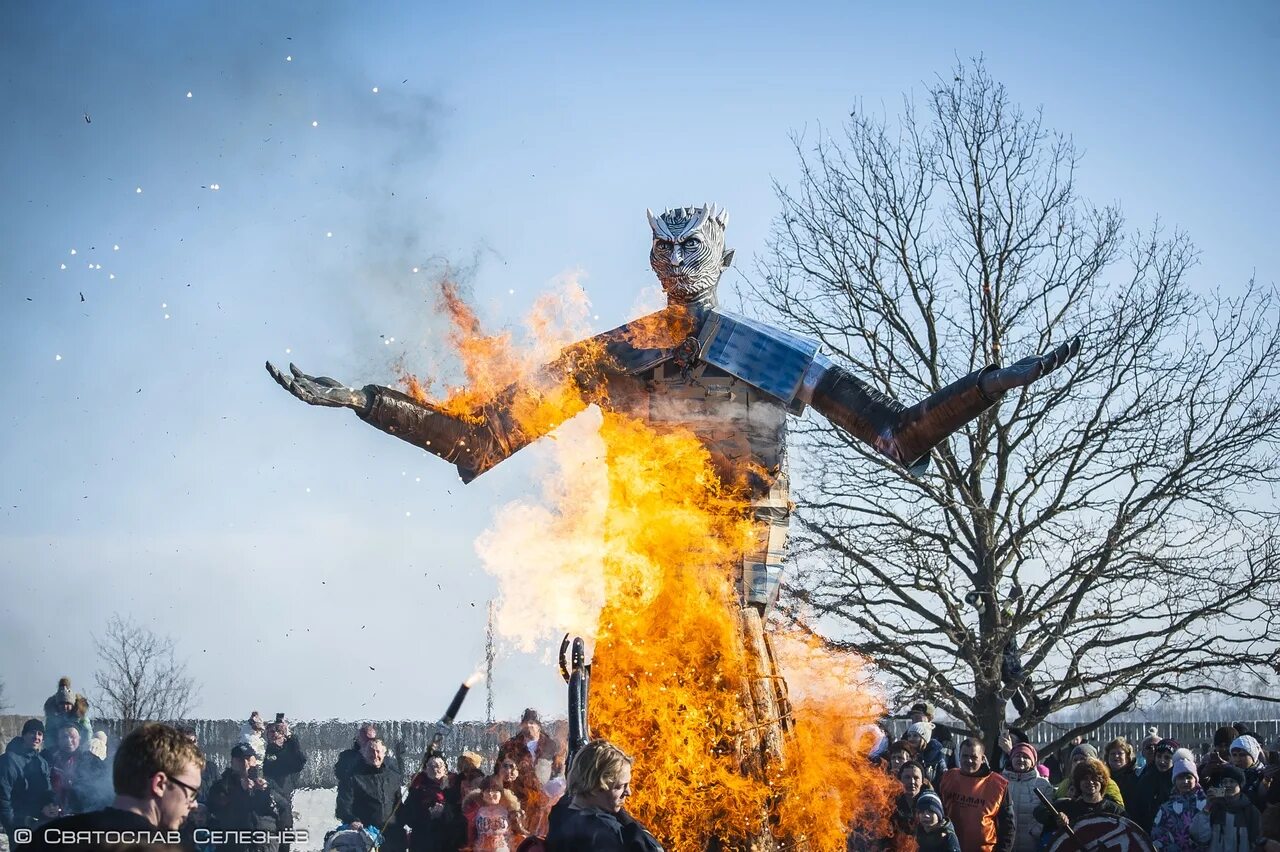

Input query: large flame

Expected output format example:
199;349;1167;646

404;277;895;851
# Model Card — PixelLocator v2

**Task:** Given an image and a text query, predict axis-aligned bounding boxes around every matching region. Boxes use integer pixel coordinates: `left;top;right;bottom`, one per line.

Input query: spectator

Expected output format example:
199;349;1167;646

499;709;564;835
910;702;958;769
545;739;661;852
73;731;113;814
239;711;267;762
1227;735;1266;809
1139;730;1163;774
1191;765;1261;852
1152;750;1208;852
892;760;930;838
1035;758;1125;844
41;679;93;749
0;719;55;844
463;772;523;829
887;740;919;777
1201;728;1239;778
993;728;1032;774
35;722;205;851
454;751;486;802
208;742;291;852
915;790;962;852
1130;739;1181;832
1002;742;1053;852
1105;737;1142;815
906;722;948;787
469;776;522;852
177;725;220;807
1055;744;1124;807
336;738;402;834
395;755;465;852
263;720;307;805
938;738;1014;852
44;726;90;817
1044;737;1082;785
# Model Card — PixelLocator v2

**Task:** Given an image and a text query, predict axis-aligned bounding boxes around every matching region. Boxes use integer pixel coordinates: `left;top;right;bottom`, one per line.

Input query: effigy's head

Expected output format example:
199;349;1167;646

647;204;735;303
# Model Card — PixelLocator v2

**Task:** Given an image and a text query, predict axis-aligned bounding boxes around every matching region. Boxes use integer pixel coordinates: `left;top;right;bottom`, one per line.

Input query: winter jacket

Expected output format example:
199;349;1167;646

45;748;110;816
916;821;963;852
938;765;1015;852
1033;795;1125;850
1003;769;1054;852
335;742;399;814
336;759;403;830
919;740;950;788
544;797;662;852
207;768;290;852
1111;765;1142;815
0;737;52;834
1132;767;1175;832
395;774;466;852
1054;775;1126;808
263;735;307;801
42;689;93;750
1191;795;1261;852
1152;789;1209;852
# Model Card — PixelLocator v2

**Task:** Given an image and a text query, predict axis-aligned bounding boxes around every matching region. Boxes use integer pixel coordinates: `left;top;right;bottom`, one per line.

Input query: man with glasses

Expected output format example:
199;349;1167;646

32;722;205;850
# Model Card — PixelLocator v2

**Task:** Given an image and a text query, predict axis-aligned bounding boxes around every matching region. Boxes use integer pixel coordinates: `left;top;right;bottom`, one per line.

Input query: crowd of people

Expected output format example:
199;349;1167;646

6;679;1280;852
873;703;1280;852
0;684;655;852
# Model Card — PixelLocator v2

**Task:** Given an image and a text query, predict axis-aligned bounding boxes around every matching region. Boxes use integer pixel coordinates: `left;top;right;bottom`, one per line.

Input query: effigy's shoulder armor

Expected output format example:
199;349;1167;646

592;306;823;413
696;309;822;412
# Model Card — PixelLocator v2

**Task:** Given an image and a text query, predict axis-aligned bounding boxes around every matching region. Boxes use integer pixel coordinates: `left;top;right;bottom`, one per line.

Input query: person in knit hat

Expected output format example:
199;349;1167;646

1192;764;1261;852
1227;735;1267;809
42;677;93;749
905;720;948;788
915;790;962;852
1055;744;1125;807
1003;742;1054;852
1133;739;1180;832
1152;749;1208;852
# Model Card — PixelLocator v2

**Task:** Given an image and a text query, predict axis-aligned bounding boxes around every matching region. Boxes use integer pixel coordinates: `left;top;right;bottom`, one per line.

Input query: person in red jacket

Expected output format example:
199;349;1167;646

939;738;1015;852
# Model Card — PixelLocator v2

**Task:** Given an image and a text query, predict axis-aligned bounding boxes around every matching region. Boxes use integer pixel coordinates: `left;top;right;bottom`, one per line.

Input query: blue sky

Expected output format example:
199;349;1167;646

1;1;1277;722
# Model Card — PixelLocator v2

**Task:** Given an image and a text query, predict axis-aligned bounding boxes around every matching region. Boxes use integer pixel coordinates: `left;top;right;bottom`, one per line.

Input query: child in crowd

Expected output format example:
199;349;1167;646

469;775;524;852
914;790;962;852
1191;766;1261;852
1152;750;1208;852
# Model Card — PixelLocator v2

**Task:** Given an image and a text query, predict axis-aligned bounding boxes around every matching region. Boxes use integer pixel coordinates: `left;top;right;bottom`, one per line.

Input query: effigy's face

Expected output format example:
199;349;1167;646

648;204;734;303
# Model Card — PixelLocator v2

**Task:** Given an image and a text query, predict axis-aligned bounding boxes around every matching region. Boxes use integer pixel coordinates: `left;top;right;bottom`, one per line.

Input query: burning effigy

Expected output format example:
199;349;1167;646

268;204;1077;851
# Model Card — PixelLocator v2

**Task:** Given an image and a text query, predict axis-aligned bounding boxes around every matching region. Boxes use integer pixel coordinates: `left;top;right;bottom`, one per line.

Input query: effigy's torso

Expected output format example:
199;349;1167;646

598;311;797;611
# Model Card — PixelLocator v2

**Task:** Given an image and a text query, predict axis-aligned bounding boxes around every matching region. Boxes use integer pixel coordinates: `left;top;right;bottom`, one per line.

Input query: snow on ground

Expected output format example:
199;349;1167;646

293;787;340;851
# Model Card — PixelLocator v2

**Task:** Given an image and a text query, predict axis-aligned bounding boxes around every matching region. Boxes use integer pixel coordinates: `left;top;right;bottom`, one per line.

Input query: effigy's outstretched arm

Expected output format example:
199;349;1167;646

805;339;1080;473
266;352;600;482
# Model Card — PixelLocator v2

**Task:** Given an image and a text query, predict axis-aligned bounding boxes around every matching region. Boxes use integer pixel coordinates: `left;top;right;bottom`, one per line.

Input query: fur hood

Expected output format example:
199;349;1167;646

43;678;90;720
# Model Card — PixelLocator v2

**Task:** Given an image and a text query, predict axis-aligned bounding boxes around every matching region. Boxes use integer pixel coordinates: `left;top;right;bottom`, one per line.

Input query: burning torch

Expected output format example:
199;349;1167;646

423;670;482;769
559;634;591;767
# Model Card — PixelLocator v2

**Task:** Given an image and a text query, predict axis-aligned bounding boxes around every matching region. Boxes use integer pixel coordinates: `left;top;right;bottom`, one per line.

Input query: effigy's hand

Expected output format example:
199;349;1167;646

981;338;1081;396
266;362;368;410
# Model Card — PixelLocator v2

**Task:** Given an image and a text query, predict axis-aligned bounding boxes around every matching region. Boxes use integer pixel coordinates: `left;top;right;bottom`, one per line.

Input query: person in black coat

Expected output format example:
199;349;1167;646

208;743;292;852
545;739;661;852
0;721;55;841
1130;738;1177;832
336;739;403;836
263;721;307;803
393;756;465;852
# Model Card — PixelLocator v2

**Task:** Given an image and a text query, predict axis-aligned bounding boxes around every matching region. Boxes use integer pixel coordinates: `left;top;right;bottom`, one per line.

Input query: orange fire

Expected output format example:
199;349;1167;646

405;277;896;851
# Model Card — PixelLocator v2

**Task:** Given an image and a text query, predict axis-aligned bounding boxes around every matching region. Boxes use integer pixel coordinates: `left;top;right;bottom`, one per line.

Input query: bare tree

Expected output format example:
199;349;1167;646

0;677;10;713
752;59;1280;754
93;614;199;728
